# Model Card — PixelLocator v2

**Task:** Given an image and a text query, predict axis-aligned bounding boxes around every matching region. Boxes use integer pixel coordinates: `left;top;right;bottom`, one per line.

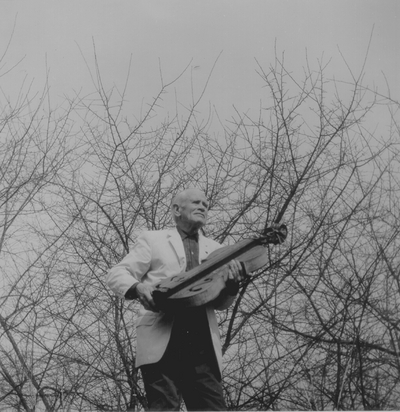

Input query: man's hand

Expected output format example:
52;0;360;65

226;259;243;282
136;283;159;312
223;259;245;295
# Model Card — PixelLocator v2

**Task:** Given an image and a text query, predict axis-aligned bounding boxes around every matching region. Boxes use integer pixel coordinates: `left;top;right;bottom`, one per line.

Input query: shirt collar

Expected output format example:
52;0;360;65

177;226;199;242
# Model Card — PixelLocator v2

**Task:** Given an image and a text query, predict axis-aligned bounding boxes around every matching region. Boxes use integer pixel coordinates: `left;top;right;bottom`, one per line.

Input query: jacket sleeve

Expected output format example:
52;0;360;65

106;233;152;299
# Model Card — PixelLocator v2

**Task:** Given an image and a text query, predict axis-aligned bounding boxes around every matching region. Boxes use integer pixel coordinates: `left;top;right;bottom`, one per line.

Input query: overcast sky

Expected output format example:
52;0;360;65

1;0;399;127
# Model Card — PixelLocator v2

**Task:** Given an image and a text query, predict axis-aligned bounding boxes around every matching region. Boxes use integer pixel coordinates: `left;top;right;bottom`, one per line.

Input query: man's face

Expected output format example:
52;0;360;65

176;189;209;231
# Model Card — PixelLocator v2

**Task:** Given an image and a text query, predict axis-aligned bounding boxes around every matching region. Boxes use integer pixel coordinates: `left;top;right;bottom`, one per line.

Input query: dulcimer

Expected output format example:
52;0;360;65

152;224;287;312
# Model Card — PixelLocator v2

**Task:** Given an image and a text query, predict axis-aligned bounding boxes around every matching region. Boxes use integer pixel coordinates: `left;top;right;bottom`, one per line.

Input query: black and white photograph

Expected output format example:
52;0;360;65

1;1;399;411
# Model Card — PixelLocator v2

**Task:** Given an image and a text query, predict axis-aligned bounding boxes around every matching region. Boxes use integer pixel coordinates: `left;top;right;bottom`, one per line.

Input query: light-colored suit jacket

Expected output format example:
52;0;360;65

106;228;234;373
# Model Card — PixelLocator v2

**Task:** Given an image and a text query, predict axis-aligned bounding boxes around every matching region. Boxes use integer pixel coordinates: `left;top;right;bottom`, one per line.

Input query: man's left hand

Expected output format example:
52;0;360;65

223;259;244;295
226;259;243;282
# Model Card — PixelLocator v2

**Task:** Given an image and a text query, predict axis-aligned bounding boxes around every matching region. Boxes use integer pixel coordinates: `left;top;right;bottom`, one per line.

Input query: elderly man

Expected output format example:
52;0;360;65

107;188;242;411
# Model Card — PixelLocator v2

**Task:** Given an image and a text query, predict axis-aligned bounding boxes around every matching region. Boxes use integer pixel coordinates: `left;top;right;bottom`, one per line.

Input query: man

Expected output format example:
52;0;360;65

107;188;243;411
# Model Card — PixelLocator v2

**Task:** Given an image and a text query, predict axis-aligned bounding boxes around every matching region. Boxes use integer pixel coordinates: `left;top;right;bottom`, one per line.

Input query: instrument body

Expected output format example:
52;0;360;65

152;224;287;312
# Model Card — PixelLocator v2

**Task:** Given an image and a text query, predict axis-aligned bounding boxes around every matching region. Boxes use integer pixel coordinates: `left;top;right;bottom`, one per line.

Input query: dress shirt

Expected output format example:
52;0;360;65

172;227;213;364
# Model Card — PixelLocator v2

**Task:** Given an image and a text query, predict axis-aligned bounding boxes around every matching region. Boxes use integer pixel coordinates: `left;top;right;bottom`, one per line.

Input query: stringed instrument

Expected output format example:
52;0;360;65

152;224;287;312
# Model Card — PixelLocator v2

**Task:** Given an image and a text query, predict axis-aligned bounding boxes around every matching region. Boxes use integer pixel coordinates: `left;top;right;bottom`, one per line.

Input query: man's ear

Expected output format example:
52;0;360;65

172;204;180;218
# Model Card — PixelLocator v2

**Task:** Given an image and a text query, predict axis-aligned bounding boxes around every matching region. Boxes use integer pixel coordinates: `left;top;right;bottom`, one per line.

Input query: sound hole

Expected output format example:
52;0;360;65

189;277;213;292
169;275;185;283
190;285;204;292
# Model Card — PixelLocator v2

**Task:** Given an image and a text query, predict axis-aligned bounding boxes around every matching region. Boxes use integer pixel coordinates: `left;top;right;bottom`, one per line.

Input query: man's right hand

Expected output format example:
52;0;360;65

135;284;159;312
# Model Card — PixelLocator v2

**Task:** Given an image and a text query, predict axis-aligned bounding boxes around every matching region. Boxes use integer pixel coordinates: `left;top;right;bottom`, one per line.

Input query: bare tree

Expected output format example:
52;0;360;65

0;92;79;411
1;39;399;411
0;27;85;410
215;53;400;410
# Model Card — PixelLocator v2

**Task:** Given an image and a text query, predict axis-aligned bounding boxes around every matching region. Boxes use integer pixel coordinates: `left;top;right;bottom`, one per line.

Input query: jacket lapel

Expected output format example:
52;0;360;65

168;228;215;268
167;229;186;271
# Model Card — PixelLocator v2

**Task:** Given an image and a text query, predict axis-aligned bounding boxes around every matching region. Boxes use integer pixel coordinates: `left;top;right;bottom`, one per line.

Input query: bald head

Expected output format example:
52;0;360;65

171;188;209;233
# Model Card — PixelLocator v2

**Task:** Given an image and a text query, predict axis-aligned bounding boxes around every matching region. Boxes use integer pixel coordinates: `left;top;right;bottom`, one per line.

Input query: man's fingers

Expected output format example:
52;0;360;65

227;260;243;282
146;295;158;312
137;284;159;312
